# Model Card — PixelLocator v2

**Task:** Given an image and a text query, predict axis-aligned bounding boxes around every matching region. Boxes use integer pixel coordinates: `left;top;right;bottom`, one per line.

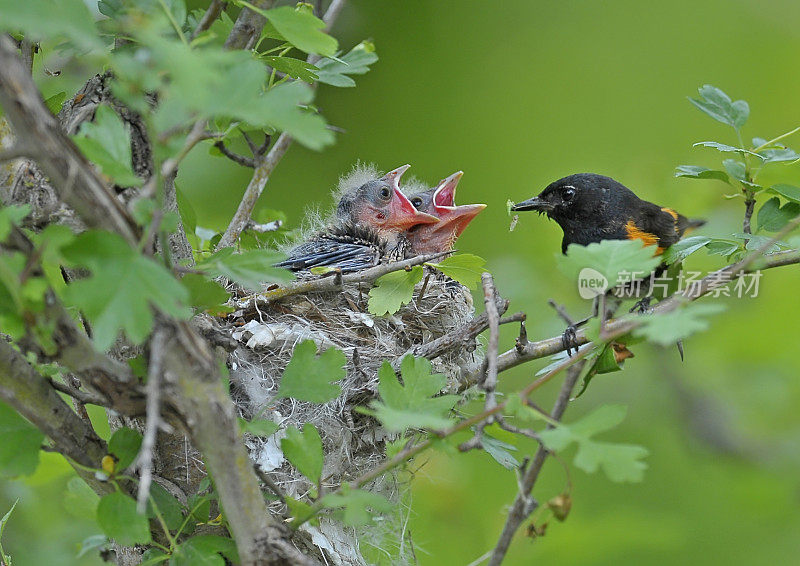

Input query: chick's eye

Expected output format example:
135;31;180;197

379;186;391;199
562;187;576;202
411;197;423;208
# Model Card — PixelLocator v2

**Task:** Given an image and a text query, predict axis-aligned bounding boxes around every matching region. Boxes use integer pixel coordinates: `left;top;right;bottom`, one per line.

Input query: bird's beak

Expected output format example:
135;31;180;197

381;164;412;187
431;171;464;209
432;171;486;236
511;196;553;212
387;185;439;229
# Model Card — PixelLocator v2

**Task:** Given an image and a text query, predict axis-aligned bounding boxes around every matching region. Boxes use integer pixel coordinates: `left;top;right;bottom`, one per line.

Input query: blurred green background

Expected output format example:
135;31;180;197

3;1;800;564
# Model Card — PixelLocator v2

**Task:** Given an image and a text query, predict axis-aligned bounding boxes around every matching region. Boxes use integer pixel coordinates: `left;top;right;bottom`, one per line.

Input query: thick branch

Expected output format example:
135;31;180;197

225;0;275;50
0;339;112;495
0;36;139;244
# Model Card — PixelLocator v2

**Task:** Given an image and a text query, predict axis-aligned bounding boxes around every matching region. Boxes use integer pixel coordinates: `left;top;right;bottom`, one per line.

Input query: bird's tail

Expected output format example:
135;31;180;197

678;216;706;236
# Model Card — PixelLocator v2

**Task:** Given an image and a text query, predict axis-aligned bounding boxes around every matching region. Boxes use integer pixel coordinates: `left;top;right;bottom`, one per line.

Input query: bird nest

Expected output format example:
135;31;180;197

220;270;481;563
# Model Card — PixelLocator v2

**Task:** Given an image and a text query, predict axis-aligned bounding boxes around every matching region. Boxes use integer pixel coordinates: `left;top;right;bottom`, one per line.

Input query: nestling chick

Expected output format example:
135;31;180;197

405;171;486;254
276;164;439;272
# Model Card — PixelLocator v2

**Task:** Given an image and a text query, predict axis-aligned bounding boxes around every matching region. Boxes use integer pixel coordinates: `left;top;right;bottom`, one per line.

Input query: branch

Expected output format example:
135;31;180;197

217;0;347;249
0;145;29;162
225;0;275;50
487;361;585;566
47;377;109;407
191;0;228;40
464;248;800;390
237;251;451;308
213;140;256;168
0;339;112;495
0;36;140;244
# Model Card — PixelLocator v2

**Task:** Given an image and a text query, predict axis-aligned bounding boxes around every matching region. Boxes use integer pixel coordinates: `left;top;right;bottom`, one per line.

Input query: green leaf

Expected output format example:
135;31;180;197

425;253;487;289
361;358;458;432
286;496;317;527
539;405;648;483
238;418;279;437
181;273;232;314
705;239;741;257
262;5;338;57
0;205;31;241
693;141;762;158
172;535;238;566
276;340;345;403
674;165;730;184
480;431;520;470
64;477;100;520
367;265;423;315
320;484;393;527
108;427;142;471
262;56;319;82
175;185;197;236
0;0;103;51
0;402;44;477
76;534;108;559
147;482;184;532
688;85;749;129
0;499;18;545
257;81;334;150
196;247;294;291
44;91;67;115
759;147;800;164
722;159;746;181
72;106;142;187
60;231;191;350
769;184;800;203
96;492;152;546
634;303;726;346
281;423;324;485
661;236;712;264
757;197;800;232
558;239;662;292
316;41;379;87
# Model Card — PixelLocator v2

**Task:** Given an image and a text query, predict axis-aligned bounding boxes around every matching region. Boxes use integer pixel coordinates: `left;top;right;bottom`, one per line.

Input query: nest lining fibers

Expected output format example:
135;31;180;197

221;270;482;564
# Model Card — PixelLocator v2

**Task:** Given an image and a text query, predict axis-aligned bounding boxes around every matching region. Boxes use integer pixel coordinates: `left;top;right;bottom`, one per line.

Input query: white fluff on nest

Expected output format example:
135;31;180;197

223;163;481;565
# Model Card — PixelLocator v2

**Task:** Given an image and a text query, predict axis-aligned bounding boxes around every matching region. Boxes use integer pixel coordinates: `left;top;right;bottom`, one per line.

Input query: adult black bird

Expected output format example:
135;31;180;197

511;173;704;355
405;171;486;254
276;165;439;273
511;173;704;254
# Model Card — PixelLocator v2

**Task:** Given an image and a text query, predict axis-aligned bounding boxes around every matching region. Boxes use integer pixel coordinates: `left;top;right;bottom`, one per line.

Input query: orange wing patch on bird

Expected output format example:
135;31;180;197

625;220;664;255
661;207;679;221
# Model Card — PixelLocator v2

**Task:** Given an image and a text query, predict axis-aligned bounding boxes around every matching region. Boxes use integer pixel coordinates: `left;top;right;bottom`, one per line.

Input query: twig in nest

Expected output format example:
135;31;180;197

254;464;286;504
48;377;108;407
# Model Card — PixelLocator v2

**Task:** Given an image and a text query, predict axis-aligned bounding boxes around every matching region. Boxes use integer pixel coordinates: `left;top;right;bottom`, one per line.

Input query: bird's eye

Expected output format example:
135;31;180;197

411;197;423;209
379;186;392;200
562;186;576;202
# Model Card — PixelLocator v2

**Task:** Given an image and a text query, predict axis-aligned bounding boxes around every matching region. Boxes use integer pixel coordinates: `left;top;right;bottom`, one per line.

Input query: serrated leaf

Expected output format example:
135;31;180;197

361;358;458;432
705;239;740;257
634;303;725;346
276;340;345;403
0;402;44;477
757;197;800;232
96;492;152;545
558;239;662;289
688;85;749;129
674;165;730;184
320;484;393;527
196;247;294;291
239;418;279;437
661;236;712;264
281;424;323;485
480;431;520;470
539;405;648;483
60;231;191;350
367;265;423;315
262;56;319;82
316;41;379;87
108;427;142;471
769;184;800;203
72;106;142;187
426;253;487;289
758;147;800;164
693;141;763;159
262;5;338;56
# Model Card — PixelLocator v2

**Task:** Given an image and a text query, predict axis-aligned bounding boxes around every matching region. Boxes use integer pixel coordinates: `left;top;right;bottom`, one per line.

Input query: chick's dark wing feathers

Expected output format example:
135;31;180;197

275;224;386;273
